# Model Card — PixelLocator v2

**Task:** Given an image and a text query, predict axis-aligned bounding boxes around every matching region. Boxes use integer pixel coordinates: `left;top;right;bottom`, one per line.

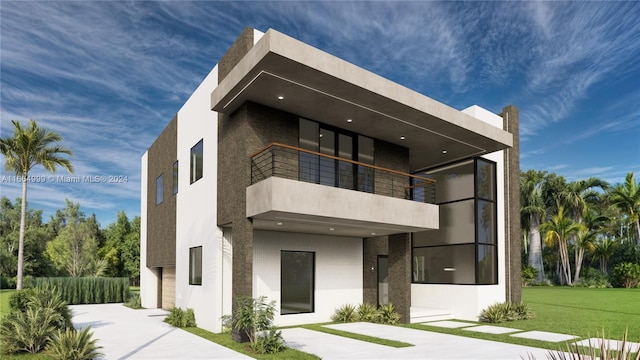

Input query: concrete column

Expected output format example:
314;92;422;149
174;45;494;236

388;233;411;323
501;105;522;303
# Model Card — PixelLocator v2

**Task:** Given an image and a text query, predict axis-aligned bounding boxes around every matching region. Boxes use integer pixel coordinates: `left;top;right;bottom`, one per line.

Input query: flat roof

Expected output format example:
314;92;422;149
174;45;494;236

211;29;513;171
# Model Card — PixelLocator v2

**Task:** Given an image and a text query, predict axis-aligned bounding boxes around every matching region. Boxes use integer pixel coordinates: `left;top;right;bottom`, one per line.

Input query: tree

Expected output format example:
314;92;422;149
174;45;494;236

593;237;617;273
608;172;640;244
121;216;141;284
520;170;547;282
542;206;583;285
572;206;608;282
0;120;72;289
44;200;100;277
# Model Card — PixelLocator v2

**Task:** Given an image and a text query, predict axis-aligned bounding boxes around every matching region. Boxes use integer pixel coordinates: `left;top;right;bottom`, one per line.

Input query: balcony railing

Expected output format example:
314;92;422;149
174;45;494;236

250;143;436;204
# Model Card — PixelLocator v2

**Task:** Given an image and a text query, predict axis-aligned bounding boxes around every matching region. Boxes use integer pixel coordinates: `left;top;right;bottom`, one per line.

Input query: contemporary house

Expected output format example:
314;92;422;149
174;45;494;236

140;27;521;333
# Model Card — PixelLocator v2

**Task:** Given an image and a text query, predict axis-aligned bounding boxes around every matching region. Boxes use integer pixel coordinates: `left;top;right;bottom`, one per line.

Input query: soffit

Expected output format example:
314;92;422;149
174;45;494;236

212;29;513;171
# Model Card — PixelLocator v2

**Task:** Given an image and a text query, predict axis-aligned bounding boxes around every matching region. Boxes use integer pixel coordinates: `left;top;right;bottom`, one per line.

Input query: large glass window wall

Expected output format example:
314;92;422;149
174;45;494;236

298;118;374;192
412;158;498;285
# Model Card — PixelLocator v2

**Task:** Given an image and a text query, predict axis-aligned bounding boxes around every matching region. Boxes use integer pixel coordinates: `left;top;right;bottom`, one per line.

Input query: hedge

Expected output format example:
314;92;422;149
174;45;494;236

34;277;130;304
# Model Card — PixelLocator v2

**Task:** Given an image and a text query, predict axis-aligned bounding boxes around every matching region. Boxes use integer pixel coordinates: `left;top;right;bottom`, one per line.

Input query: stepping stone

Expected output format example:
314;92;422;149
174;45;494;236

511;330;579;342
463;325;521;334
422;320;476;329
574;338;640;353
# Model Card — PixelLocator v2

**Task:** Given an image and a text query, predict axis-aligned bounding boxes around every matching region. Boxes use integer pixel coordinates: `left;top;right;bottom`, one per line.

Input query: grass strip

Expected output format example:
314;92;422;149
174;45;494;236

302;323;414;348
184;327;320;360
404;322;576;352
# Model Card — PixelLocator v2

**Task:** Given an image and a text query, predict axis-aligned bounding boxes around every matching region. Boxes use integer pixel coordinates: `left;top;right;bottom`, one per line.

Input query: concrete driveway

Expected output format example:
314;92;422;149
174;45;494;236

70;304;251;360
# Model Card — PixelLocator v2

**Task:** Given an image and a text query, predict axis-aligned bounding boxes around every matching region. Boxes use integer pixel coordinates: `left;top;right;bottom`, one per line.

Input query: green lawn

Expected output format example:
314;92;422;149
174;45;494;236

3;287;639;358
509;287;640;341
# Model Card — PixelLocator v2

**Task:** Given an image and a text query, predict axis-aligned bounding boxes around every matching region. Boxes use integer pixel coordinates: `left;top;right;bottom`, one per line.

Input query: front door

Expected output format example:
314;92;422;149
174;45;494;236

377;256;388;306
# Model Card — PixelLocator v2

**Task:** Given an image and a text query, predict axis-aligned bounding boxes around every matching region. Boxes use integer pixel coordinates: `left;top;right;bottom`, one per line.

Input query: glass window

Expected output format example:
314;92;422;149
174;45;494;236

281;251;314;314
477;244;497;284
190;139;203;184
412;245;475;284
189;246;202;285
476;159;496;200
299;119;319;183
423;160;474;204
412;158;498;285
156;174;164;205
413;200;475;247
477;200;496;244
319;128;335;186
338;134;354;189
357;135;374;193
173;161;179;195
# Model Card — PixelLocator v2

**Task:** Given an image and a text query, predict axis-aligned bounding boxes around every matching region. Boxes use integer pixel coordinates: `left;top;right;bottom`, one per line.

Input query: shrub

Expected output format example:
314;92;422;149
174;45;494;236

575;267;612;288
0;307;61;354
611;262;640;288
543;330;640;360
377;303;401;325
9;288;37;311
47;327;103;360
225;296;284;354
357;303;379;323
164;307;197;328
479;302;533;323
253;329;285;354
125;294;142;309
34;277;130;304
28;285;74;330
521;265;539;286
331;304;358;323
0;276;17;289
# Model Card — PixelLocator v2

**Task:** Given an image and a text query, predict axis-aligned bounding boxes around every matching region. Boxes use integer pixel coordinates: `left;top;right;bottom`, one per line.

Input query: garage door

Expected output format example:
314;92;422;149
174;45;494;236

161;266;175;309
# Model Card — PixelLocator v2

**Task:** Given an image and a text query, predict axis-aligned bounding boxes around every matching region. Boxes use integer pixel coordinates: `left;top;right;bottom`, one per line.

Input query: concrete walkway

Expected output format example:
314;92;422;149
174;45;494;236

71;304;566;359
70;304;251;360
282;322;554;359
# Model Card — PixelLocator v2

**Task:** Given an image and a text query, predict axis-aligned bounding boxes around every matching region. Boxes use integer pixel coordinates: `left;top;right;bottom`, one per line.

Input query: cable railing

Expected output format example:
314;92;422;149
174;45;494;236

250;143;436;204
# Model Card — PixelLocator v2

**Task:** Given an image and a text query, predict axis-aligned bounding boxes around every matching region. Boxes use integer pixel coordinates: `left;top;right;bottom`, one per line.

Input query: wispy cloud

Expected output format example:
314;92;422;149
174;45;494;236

1;1;638;223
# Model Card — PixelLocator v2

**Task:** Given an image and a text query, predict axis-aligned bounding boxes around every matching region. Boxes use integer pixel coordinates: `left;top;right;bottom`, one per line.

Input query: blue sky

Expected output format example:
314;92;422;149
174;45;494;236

1;1;639;226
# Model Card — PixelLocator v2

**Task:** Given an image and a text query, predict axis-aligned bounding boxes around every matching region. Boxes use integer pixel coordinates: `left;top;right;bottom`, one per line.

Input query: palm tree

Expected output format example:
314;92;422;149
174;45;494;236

559;178;608;282
608;172;640;244
521;170;547;281
572;206;607;282
0;120;72;289
592;237;617;273
541;206;583;285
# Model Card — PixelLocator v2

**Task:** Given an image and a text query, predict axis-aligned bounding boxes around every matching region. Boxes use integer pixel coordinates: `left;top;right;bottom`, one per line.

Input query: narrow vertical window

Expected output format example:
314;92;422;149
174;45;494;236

173;160;179;195
189;246;202;285
190;139;203;184
156;174;164;205
281;251;314;314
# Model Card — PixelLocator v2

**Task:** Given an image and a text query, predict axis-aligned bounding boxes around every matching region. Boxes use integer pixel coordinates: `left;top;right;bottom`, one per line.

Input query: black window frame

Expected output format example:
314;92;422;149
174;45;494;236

411;157;498;285
173;160;179;195
156;174;164;205
280;250;315;315
189;246;202;286
190;139;203;184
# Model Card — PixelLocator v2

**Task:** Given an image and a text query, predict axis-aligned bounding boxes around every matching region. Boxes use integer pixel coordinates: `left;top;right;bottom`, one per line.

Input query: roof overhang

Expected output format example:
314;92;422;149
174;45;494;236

212;29;513;171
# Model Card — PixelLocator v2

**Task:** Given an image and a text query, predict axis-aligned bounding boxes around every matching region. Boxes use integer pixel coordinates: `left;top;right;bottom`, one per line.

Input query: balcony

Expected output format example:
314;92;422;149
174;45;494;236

246;143;439;237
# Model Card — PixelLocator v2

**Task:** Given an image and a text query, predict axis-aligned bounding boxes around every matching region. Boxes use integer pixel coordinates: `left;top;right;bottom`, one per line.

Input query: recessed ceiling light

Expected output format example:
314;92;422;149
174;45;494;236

276;222;283;226
329;227;335;231
277;96;284;100
442;150;448;154
347;119;353;123
371;232;376;236
400;136;406;140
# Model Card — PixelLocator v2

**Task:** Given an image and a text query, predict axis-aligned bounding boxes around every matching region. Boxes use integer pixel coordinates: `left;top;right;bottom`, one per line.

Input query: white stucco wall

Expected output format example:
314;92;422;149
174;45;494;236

411;105;507;320
174;65;224;333
253;230;363;327
139;152;160;308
